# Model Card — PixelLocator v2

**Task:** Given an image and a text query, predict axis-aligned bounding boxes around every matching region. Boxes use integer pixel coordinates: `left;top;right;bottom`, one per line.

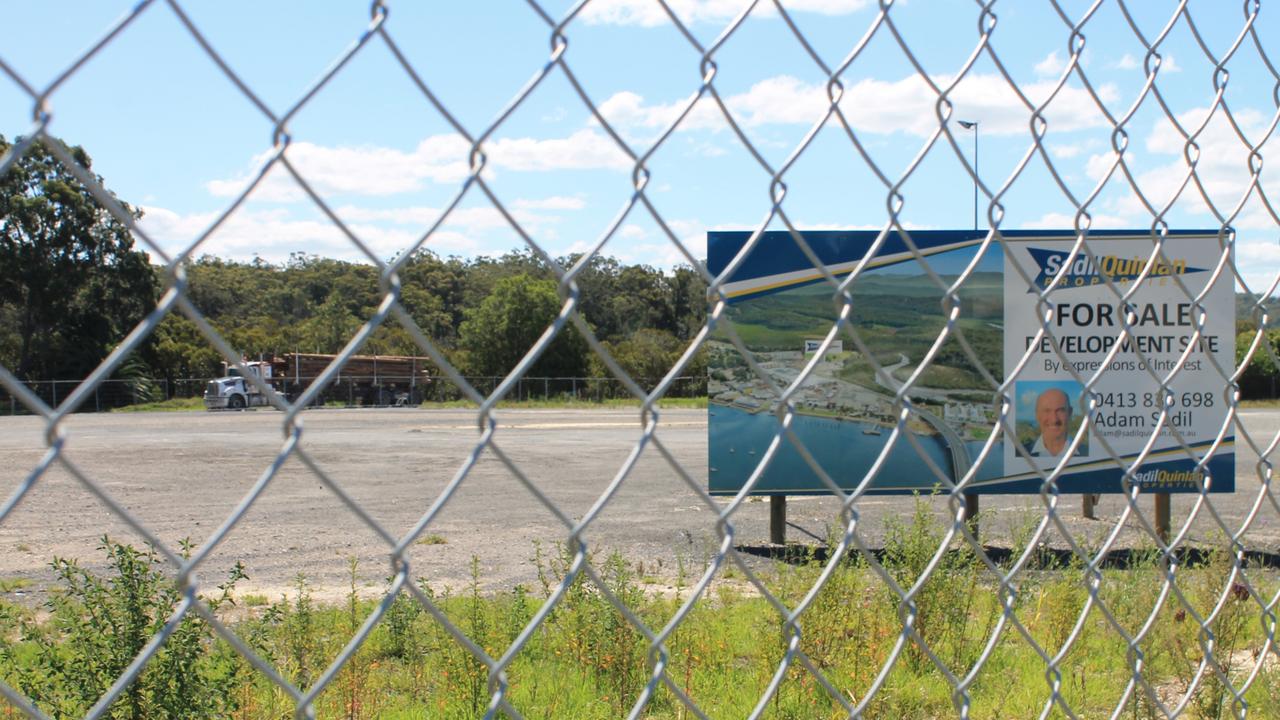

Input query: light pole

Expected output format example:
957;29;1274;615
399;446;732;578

959;120;979;231
957;119;980;530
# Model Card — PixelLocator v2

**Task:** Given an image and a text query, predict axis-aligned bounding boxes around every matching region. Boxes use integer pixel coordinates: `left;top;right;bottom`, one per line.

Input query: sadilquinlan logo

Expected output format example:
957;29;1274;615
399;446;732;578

1026;247;1208;291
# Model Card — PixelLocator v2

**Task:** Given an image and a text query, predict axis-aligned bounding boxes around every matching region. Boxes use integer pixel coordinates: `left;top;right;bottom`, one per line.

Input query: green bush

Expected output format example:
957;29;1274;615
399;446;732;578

0;537;245;719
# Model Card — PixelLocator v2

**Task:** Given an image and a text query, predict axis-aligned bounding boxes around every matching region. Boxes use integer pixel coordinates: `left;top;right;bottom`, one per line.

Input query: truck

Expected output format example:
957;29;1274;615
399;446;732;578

203;353;433;410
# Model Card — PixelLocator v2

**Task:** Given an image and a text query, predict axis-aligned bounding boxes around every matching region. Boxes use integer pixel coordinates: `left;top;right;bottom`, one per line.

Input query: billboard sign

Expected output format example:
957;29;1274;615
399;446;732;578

707;230;1234;495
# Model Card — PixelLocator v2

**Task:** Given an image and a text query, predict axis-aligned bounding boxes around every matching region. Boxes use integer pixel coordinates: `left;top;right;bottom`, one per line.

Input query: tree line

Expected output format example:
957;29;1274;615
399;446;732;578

7;134;1280;401
0;135;707;395
1236;294;1280;398
150;250;708;388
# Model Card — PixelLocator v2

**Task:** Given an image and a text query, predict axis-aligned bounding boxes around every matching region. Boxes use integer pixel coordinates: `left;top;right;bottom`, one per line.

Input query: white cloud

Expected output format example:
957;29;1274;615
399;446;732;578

1136;175;1278;289
206;136;472;201
140;200;589;264
1050;144;1084;159
627;241;701;267
207;130;630;201
580;0;869;27
139;205;431;263
1057;107;1280;291
485;129;632;171
1084;150;1130;183
1110;53;1180;74
666;218;713;262
726;75;833;127
1235;240;1280;293
599;72;1120;139
619;224;648;239
597;90;720;132
513;195;587;210
1034;51;1065;78
1021;211;1131;230
1138;106;1269;214
690;140;727;157
335;205;563;235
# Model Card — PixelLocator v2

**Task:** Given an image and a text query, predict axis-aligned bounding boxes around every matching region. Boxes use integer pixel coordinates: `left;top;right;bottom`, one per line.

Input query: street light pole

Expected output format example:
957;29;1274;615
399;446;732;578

957;119;980;532
959;120;979;231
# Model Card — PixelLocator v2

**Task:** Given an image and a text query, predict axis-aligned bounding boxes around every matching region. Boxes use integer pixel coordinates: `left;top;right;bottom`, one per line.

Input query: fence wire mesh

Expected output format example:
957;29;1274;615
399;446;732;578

1;0;1279;718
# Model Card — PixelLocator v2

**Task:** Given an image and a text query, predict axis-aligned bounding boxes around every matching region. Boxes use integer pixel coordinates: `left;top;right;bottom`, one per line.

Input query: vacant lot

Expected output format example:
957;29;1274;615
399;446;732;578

0;408;1276;601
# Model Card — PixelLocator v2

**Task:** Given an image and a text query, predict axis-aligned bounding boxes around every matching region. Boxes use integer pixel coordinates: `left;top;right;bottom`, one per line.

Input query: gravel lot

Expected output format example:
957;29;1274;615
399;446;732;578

0;407;1277;602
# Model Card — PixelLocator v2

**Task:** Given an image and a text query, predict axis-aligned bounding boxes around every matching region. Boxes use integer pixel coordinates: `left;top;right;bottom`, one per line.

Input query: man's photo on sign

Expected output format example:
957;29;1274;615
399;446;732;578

1015;380;1088;460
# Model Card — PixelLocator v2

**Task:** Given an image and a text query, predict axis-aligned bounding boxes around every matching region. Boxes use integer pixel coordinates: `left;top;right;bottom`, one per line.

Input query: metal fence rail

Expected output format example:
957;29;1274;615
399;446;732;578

0;376;709;414
1;1;1278;719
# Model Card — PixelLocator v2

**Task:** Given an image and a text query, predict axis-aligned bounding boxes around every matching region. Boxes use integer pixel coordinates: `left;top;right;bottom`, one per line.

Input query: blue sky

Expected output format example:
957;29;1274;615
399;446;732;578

2;1;1278;293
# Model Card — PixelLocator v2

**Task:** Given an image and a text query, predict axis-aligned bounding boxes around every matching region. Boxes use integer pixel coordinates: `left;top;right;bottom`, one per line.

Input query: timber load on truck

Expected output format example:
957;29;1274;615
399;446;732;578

203;353;433;410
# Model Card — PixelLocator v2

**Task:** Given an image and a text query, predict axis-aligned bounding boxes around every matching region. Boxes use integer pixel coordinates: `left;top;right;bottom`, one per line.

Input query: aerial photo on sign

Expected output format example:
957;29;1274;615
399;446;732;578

707;230;1235;496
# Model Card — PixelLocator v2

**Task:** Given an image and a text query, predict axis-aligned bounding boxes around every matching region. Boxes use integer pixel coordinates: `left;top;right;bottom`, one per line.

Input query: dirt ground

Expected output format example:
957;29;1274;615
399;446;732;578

0;407;1276;605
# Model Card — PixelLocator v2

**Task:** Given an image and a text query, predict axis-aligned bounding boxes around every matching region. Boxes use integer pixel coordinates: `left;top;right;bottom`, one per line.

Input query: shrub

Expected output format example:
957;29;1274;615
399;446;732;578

0;536;245;719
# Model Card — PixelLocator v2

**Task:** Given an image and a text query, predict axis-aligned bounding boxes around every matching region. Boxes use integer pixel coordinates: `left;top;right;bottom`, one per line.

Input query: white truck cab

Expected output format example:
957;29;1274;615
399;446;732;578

203;360;275;410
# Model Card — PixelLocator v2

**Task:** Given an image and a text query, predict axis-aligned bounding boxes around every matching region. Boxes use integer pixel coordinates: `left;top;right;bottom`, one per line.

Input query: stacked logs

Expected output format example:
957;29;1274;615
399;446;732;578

274;353;433;382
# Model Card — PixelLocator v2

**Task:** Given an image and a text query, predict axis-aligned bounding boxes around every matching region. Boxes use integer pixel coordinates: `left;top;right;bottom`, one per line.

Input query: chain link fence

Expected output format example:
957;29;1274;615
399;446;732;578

2;1;1280;718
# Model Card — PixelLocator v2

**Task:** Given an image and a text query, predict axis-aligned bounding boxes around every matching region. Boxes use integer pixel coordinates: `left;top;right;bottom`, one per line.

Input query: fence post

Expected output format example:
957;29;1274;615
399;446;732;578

544;377;549;397
95;385;100;413
51;381;57;408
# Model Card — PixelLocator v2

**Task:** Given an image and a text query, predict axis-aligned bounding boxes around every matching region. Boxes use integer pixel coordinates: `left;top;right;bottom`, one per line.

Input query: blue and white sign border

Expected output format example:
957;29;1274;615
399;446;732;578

707;229;1235;495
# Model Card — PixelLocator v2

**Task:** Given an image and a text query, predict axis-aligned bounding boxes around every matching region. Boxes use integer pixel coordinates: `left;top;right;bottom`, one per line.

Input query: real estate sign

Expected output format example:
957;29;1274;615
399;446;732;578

707;230;1234;495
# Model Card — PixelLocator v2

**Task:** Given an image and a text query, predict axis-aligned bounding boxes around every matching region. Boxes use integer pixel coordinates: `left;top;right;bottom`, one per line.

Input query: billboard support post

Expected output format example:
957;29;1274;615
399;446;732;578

770;496;786;545
1155;493;1171;543
963;493;979;537
1083;493;1098;519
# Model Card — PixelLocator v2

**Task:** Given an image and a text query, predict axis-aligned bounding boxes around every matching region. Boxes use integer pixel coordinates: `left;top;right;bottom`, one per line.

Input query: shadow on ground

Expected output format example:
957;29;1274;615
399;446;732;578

737;543;1280;571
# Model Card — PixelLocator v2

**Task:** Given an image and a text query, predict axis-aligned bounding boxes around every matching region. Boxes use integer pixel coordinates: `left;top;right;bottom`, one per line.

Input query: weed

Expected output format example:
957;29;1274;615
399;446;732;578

0;536;245;719
241;593;269;607
381;582;422;662
0;578;31;593
111;397;205;413
416;534;447;546
338;556;370;719
284;573;317;689
3;537;1278;719
465;556;489;715
418;396;707;411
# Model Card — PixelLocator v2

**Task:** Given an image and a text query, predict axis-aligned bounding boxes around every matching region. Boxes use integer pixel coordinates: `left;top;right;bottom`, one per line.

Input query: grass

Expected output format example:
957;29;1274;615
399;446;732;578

0;578;30;593
110;396;205;412
416;534;448;546
418;396;707;410
1238;398;1280;409
1;515;1278;719
108;396;707;414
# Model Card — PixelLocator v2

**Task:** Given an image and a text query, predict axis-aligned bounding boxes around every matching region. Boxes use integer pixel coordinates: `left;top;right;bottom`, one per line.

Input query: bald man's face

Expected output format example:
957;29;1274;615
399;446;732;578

1035;389;1072;447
